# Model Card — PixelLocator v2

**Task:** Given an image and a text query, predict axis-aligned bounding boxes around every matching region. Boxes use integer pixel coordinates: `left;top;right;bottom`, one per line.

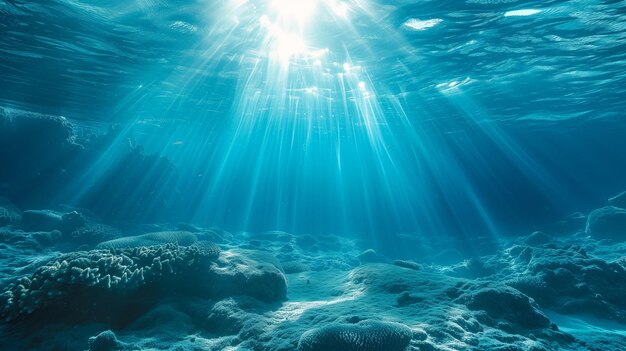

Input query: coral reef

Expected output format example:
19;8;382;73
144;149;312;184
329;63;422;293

0;243;220;322
96;231;198;249
297;320;413;351
14;209;123;247
460;286;551;329
506;244;626;323
88;330;123;351
202;249;288;302
202;296;267;334
448;240;626;324
68;222;122;246
2;196;626;350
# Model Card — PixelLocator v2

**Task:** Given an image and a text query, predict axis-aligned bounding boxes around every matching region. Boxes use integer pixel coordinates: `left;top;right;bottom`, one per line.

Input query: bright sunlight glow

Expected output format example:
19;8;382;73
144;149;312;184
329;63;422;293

259;14;308;62
330;1;349;18
271;0;318;25
504;9;542;17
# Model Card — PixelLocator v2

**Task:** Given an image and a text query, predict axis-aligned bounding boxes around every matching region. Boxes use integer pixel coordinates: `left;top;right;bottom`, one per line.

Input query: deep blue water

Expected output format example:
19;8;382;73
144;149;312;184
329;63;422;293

1;0;626;252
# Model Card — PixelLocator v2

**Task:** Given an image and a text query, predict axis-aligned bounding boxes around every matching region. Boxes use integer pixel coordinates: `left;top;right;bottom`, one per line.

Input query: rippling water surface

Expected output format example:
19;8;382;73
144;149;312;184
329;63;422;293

2;0;626;121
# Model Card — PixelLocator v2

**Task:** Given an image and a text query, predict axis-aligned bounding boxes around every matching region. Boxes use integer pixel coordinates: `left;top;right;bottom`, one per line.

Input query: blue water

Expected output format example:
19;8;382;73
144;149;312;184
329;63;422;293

1;0;626;249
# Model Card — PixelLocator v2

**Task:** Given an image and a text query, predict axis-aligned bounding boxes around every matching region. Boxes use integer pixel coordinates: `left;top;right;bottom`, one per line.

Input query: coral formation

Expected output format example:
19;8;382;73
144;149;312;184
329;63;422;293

96;231;198;249
3;202;626;350
450;242;626;324
506;244;626;322
0;243;219;322
203;249;287;302
297;320;412;351
203;296;267;334
88;330;123;351
460;286;551;329
68;222;122;246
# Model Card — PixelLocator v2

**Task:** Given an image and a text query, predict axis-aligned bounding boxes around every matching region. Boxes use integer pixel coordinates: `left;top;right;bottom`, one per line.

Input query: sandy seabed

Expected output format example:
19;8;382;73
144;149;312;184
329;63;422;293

1;194;626;351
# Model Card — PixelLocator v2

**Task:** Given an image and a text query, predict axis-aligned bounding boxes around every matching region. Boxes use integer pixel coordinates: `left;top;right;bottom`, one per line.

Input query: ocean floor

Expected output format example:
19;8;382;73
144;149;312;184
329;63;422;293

1;194;626;350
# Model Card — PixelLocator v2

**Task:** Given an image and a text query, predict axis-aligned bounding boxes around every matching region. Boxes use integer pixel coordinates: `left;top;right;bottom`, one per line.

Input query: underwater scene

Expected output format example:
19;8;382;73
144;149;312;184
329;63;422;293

1;0;626;350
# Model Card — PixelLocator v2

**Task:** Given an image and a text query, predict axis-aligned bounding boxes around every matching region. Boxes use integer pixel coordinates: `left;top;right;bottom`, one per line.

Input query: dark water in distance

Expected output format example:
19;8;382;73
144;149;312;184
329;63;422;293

1;0;626;246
